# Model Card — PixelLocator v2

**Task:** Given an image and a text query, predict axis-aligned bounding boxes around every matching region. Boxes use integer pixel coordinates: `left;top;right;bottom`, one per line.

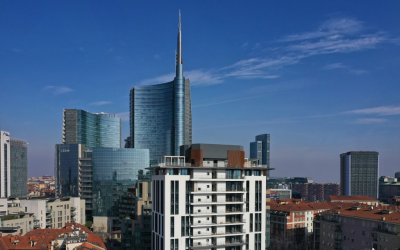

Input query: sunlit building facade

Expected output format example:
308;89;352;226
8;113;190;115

62;109;121;148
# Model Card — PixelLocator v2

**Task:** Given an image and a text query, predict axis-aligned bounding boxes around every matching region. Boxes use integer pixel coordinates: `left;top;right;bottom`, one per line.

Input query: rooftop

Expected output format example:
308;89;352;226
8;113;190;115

329;196;378;202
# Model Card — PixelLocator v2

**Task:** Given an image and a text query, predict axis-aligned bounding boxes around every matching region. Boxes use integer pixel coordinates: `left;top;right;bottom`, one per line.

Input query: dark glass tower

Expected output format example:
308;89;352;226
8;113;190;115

340;151;379;198
250;134;270;175
130;12;192;164
10;138;28;197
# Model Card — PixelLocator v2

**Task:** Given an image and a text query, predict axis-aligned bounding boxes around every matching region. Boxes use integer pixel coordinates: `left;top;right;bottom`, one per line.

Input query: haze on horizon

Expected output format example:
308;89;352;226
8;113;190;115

1;1;400;183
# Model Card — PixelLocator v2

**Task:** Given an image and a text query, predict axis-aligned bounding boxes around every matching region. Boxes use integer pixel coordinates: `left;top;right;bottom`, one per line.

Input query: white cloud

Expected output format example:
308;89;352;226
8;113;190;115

116;112;129;121
43;85;73;95
345;106;400;116
89;101;112;106
352;118;387;124
322;63;348;70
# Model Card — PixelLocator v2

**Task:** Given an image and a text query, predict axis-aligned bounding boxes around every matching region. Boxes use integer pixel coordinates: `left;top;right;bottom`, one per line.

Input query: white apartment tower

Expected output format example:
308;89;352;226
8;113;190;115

150;144;270;250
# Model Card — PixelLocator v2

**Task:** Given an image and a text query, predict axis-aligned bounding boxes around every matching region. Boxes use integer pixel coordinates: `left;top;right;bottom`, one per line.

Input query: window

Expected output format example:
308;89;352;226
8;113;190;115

207;172;209;175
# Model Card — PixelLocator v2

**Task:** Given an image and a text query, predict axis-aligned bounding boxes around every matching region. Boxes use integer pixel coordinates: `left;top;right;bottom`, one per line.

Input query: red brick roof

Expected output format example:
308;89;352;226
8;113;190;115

267;199;337;212
322;205;400;224
0;223;105;250
329;195;378;202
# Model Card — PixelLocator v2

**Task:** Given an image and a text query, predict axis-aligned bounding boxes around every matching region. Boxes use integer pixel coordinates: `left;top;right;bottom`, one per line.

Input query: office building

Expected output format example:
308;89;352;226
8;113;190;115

291;183;340;202
379;175;400;202
314;205;400;250
340;151;379;199
120;170;152;250
150;143;273;250
55;144;149;225
129;12;192;164
0;131;28;198
62;109;121;148
267;177;313;189
250;134;270;173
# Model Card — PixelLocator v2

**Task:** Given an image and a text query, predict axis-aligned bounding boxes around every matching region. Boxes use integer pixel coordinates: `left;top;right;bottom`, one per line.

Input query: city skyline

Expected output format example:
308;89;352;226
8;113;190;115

1;1;400;182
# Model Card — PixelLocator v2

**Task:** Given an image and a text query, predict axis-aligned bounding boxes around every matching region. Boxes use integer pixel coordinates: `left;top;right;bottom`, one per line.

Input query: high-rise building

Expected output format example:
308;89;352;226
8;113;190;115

62;109;121;148
340;151;379;199
129;11;192;164
150;143;272;250
250;134;270;175
0;131;28;198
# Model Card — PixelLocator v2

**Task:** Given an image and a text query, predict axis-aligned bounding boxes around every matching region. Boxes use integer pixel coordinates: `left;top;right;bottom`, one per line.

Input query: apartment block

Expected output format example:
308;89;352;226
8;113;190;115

314;205;400;250
291;183;340;202
150;143;273;250
268;199;334;249
0;197;85;236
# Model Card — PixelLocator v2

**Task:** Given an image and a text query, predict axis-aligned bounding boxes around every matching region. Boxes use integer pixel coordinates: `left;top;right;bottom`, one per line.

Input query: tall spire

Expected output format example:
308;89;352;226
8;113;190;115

176;10;183;78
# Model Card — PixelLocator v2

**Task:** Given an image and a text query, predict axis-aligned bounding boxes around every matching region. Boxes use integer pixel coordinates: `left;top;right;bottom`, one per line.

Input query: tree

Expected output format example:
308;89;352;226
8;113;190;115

85;221;93;228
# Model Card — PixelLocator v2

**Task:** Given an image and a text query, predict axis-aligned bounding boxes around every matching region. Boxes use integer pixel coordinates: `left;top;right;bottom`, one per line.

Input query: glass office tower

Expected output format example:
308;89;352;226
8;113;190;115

91;148;149;217
130;12;192;164
63;109;121;148
250;134;270;176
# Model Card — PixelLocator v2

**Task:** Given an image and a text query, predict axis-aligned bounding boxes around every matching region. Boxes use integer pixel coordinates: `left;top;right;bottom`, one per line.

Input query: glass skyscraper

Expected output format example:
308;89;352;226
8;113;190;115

130;12;192;164
63;109;121;148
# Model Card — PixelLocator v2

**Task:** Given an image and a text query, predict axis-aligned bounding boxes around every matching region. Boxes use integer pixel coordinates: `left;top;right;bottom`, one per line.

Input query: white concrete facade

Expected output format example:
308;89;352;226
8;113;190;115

0;131;11;198
151;157;266;250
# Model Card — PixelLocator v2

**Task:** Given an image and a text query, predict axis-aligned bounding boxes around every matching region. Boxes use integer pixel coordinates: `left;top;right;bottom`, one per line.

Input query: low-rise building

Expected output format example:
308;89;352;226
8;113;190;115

267;199;336;249
0;197;85;235
0;223;106;249
328;195;379;205
313;205;400;250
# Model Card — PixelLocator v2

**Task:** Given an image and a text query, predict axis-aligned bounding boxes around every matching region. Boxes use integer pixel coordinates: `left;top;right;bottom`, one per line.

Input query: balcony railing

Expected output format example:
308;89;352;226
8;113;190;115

189;188;246;193
190;240;246;249
191;219;246;226
191;230;246;237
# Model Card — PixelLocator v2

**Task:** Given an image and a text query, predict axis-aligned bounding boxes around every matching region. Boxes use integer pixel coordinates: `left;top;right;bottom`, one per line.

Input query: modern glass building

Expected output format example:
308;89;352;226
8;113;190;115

340;151;379;199
63;109;121;148
130;12;192;164
55;144;84;197
10;138;28;197
91;148;149;217
250;134;270;176
0;131;28;198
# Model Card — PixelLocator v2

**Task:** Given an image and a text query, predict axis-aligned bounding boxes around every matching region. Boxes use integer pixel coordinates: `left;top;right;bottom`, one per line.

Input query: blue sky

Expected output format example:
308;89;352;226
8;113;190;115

1;1;400;182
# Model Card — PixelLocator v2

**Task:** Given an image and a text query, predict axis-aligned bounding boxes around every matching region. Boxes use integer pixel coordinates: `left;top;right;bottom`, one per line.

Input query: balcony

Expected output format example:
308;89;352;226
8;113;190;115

190;176;245;180
71;207;76;211
190;229;246;238
46;208;52;213
191;219;246;227
190;199;245;205
189;188;247;193
189;240;246;249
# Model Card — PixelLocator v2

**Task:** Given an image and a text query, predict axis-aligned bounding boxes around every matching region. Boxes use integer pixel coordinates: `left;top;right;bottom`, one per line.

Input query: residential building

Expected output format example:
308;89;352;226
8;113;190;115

129;11;192;164
313;205;400;250
268;199;335;250
0;131;28;198
379;175;400;202
0;223;106;250
62;109;121;148
250;134;270;173
328;195;379;205
340;151;379;199
150;143;273;250
291;183;340;202
0;196;85;235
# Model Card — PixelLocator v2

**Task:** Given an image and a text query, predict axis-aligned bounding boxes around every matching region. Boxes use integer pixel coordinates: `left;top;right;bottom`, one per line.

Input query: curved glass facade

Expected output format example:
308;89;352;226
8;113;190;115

63;109;121;148
91;148;149;216
130;16;192;164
